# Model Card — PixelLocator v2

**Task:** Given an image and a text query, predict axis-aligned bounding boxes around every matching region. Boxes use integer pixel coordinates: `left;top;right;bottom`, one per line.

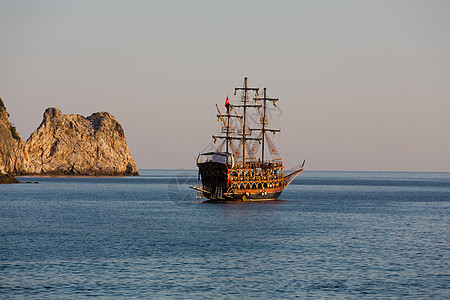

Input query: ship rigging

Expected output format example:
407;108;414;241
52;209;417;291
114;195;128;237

191;77;305;202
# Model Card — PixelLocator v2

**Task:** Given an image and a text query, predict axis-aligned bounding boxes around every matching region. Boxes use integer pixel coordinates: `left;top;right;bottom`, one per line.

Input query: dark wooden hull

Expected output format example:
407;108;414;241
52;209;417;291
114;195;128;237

195;159;300;203
203;191;282;203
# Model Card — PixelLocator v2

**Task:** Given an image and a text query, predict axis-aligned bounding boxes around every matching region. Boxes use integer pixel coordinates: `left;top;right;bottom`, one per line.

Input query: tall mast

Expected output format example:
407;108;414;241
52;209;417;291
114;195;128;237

262;88;267;163
226;102;230;164
243;78;247;163
235;77;258;163
257;88;279;163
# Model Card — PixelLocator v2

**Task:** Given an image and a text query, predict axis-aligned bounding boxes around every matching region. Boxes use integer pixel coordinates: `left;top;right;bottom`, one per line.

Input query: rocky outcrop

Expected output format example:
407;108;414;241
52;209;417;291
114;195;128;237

0;173;20;184
0;98;26;181
0;98;139;177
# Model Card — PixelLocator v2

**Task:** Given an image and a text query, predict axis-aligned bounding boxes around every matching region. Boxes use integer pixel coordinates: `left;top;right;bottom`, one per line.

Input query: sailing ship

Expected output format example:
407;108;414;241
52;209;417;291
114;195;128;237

191;77;305;202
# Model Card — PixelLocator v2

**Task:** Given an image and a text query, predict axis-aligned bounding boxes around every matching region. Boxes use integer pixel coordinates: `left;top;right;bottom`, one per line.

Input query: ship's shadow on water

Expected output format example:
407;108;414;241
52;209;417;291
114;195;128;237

1;170;449;298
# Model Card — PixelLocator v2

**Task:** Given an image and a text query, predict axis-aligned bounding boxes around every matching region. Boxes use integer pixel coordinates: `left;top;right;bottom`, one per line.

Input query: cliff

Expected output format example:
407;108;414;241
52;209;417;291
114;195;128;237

0;98;139;177
0;98;26;181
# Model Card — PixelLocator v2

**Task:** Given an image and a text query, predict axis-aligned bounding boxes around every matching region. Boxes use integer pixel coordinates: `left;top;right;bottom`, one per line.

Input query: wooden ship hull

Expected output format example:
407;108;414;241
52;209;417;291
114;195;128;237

194;157;302;202
191;77;304;202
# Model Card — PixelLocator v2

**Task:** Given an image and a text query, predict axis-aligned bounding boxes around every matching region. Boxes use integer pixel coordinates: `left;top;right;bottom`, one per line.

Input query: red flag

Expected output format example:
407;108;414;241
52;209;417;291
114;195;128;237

224;96;230;114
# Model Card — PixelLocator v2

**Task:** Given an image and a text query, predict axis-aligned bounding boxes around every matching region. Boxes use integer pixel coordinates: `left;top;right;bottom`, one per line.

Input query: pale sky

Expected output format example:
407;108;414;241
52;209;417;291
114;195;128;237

1;0;449;171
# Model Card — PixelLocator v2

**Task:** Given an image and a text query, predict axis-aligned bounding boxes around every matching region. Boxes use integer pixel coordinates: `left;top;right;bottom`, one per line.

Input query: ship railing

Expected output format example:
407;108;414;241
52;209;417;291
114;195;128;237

231;174;282;182
231;161;283;170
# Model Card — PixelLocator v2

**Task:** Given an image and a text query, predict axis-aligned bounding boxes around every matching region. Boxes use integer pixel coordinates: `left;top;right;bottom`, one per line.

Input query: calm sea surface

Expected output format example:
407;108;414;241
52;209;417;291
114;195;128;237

1;170;449;299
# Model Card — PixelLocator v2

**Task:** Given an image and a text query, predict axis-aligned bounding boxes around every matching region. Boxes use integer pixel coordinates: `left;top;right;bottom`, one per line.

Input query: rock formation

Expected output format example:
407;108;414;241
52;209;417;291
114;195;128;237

0;98;25;182
0;98;139;178
0;173;20;184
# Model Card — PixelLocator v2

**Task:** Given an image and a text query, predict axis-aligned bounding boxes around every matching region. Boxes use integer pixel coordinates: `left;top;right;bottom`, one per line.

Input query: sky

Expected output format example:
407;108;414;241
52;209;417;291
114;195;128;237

1;0;449;171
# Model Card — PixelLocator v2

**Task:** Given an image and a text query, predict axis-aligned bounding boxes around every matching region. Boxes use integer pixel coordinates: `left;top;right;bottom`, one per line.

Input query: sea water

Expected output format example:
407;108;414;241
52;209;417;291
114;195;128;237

1;170;449;299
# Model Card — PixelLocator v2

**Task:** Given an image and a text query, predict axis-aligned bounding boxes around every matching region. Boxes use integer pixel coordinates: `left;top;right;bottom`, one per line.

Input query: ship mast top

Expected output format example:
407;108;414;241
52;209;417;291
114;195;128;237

257;87;279;163
212;77;281;165
234;77;259;163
